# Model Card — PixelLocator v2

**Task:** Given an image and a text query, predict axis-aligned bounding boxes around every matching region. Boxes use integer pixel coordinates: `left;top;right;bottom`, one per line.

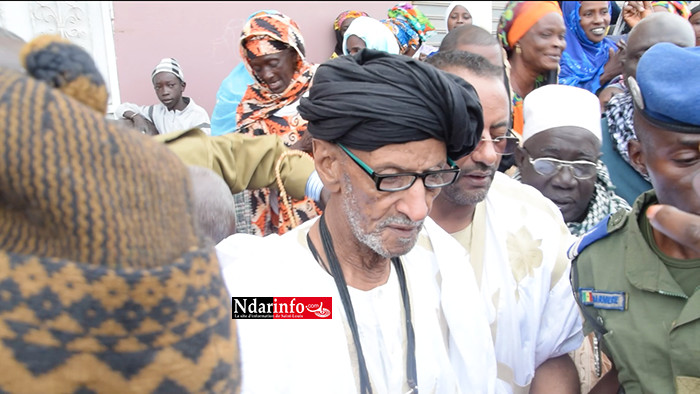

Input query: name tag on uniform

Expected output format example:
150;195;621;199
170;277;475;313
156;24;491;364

579;288;627;311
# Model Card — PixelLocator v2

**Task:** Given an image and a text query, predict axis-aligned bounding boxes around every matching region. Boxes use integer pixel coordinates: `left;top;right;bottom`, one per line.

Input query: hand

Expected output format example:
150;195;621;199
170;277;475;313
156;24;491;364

290;131;313;154
130;115;158;135
646;172;700;254
622;1;653;28
600;48;624;89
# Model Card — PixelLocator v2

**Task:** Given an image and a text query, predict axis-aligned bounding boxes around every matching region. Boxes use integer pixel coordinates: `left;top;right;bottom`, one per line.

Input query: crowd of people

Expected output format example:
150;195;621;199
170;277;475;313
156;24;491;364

1;1;700;393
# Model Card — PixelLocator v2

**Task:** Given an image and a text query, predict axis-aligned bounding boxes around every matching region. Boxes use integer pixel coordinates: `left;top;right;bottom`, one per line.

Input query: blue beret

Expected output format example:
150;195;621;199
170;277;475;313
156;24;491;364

630;43;700;133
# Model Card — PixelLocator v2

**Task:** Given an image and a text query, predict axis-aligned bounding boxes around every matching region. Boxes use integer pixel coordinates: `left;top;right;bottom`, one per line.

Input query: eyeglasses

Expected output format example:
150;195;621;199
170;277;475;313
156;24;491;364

476;129;520;155
338;143;461;192
526;154;598;180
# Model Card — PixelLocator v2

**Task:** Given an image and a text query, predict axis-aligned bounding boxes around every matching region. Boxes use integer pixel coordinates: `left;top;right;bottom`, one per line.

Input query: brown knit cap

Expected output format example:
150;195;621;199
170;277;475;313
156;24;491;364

0;67;240;392
19;34;109;114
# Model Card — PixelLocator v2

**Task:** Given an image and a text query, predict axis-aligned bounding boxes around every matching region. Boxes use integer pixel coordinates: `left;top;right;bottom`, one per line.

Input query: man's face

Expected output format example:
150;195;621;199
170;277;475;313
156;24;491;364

339;139;448;258
153;72;184;110
632;113;700;214
437;70;510;207
517;128;600;223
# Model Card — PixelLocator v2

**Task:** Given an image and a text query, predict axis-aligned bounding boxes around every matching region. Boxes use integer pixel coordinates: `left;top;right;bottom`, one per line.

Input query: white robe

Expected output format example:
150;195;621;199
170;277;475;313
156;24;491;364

216;217;497;394
447;173;584;393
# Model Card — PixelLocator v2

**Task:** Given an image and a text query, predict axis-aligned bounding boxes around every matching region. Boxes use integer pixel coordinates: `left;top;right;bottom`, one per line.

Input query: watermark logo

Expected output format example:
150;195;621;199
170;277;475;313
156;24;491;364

232;297;332;319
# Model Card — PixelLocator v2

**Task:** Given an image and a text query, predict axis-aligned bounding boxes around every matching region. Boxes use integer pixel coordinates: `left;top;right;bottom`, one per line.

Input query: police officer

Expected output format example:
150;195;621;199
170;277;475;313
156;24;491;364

569;43;700;394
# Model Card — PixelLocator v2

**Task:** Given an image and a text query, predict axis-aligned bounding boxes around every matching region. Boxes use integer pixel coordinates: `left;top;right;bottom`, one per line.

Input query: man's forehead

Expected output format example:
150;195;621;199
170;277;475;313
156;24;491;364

353;139;448;164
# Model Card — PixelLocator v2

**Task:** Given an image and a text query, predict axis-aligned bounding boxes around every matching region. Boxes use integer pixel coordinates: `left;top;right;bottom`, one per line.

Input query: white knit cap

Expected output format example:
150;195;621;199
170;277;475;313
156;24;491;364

151;57;185;83
522;84;602;143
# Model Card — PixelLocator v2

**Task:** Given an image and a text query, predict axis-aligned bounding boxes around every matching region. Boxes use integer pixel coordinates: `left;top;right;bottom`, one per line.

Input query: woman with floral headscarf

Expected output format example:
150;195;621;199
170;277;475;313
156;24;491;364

332;10;370;59
497;1;566;136
236;10;321;236
559;1;622;95
382;3;435;57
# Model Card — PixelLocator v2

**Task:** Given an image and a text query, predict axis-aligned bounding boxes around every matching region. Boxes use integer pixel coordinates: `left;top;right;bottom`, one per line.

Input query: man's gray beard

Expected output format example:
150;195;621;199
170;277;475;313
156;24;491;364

341;175;422;259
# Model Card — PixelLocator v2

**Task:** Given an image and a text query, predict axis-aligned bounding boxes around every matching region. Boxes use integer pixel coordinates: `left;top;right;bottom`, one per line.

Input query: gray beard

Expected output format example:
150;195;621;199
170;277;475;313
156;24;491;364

341;175;422;259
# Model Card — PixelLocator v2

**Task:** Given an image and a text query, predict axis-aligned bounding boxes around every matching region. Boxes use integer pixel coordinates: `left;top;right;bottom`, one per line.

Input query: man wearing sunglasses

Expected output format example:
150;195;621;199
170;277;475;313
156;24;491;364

216;49;498;393
427;51;583;394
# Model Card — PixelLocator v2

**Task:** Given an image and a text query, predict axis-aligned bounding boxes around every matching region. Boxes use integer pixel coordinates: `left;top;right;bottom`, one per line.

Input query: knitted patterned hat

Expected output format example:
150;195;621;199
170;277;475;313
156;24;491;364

20;34;109;114
0;66;239;392
152;57;185;83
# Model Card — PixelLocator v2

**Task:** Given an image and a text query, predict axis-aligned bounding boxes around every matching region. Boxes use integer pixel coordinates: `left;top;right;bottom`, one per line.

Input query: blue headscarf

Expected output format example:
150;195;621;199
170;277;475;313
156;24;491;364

558;1;617;94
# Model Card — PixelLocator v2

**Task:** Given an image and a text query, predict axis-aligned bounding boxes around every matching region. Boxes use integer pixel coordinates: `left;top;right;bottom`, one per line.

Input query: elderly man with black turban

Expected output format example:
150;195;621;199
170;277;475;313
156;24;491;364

216;49;498;393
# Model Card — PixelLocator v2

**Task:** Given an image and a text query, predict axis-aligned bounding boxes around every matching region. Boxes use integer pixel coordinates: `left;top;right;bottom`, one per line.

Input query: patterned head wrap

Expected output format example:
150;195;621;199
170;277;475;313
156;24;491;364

334;10;370;31
298;49;483;161
19;34;108;114
651;1;691;18
383;3;435;54
237;10;313;130
0;67;239;392
381;18;420;54
497;1;563;53
334;10;371;56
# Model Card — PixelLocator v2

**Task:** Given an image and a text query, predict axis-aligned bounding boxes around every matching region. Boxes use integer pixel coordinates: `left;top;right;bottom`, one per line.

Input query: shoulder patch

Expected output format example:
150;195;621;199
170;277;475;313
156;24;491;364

607;207;629;231
567;215;612;260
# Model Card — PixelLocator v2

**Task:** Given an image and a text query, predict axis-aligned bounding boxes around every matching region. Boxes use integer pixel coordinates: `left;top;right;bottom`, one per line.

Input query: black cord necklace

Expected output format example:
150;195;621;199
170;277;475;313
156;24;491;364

307;214;418;394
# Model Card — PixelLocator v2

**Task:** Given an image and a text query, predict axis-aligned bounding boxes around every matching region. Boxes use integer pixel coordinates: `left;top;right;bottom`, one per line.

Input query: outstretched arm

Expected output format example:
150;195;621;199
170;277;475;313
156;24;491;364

155;129;316;200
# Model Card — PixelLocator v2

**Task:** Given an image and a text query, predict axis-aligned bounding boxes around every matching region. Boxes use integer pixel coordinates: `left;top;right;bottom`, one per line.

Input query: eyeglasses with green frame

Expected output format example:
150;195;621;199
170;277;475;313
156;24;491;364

523;147;598;180
337;143;461;192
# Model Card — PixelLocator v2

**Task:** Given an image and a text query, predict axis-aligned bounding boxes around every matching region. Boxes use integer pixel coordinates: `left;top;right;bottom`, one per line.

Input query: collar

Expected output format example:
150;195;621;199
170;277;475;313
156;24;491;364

624;190;687;297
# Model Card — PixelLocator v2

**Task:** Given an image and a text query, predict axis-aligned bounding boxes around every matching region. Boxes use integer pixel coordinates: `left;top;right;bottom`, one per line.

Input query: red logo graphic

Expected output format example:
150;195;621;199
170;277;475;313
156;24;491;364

232;297;332;319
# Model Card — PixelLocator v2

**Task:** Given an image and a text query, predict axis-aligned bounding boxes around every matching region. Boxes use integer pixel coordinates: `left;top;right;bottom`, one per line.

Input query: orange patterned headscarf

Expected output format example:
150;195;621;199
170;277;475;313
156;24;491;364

236;10;315;136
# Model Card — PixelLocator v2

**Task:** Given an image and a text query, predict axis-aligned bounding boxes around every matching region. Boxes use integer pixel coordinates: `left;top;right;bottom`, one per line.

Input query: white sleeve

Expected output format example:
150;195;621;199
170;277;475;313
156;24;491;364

534;248;584;368
115;102;148;119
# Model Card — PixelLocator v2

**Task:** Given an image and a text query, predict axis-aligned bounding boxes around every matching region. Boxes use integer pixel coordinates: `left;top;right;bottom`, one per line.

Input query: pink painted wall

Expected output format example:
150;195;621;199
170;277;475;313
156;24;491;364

113;1;397;115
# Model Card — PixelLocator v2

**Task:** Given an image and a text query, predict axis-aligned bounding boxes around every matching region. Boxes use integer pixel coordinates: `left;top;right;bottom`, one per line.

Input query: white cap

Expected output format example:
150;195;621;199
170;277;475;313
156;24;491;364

151;57;185;83
522;84;602;143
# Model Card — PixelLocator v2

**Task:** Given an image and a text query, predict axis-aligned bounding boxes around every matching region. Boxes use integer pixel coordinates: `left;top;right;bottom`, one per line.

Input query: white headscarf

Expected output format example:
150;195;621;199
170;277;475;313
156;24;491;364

444;1;494;32
343;16;400;55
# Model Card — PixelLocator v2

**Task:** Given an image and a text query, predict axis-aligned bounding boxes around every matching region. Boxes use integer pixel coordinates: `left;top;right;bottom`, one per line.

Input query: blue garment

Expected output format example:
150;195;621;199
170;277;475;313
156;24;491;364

210;62;255;136
559;1;617;94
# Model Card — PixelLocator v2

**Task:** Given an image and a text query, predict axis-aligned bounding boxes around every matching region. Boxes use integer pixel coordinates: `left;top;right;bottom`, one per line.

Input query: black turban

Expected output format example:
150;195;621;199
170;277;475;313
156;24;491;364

298;49;483;160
